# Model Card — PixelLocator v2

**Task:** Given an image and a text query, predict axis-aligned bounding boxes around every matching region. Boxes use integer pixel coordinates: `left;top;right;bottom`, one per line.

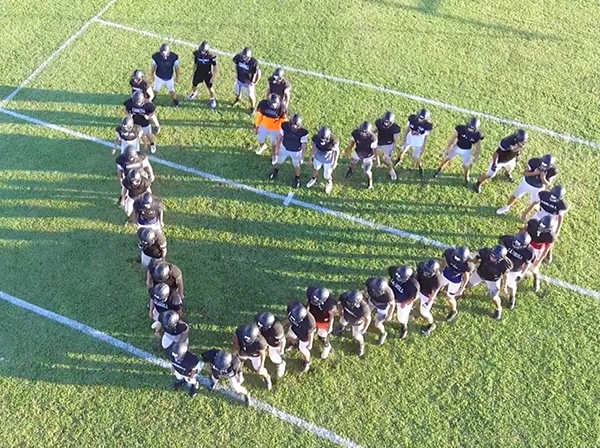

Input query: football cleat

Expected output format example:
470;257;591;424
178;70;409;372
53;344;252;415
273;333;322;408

377;332;387;345
269;169;278;180
293;177;301;189
493;309;502;320
508;297;516;310
421;323;436;336
325;180;333;194
306;178;317;188
496;205;510;215
445;309;458;322
389;169;397;180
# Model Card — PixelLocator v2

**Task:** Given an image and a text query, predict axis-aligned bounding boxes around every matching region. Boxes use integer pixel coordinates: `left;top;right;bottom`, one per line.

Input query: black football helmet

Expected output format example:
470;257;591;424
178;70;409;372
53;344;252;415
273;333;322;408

290;114;302;130
124;145;137;161
121;116;134;130
273;68;284;80
159;43;170;57
255;311;275;330
539;154;555;171
417;108;431;122
307;287;330;307
317;126;332;144
138;227;157;247
549;185;565;201
132;90;145;107
199;41;210;54
288;303;308;325
389;265;413;283
127;168;142;186
140;192;153;209
452;247;470;263
382;111;395;127
241;47;252;61
359;121;373;135
131;70;143;83
152;262;171;283
513;233;532;249
490;245;508;261
171;341;187;360
342;290;363;308
467;117;481;132
150;282;170;302
239;324;260;344
213;350;233;373
160;310;180;331
538;215;556;232
367;277;389;297
516;129;528;143
268;93;280;109
421;259;440;277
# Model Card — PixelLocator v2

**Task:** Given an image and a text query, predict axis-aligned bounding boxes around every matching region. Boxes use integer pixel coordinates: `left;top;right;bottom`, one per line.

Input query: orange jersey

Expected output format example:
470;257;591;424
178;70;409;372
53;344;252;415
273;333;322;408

254;99;288;131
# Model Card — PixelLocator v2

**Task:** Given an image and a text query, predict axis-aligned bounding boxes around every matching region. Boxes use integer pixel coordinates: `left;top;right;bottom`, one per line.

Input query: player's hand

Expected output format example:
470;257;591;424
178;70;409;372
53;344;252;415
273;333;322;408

175;76;180;83
148;310;153;319
491;164;497;172
253;127;258;135
155;125;162;135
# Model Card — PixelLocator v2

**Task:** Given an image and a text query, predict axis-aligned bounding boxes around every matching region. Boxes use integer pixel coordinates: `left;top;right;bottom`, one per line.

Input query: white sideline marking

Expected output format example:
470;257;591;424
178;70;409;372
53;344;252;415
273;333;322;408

0;0;117;108
0;290;362;448
0;106;598;302
94;18;600;150
283;191;294;206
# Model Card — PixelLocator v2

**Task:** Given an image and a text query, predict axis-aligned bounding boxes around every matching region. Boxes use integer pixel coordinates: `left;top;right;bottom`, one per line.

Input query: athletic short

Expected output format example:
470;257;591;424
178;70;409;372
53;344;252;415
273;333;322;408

313;159;334;180
192;71;213;88
418;292;434;320
532;210;559;231
369;300;391;323
276;145;303;167
234;81;255;97
287;329;312;357
162;331;187;349
469;271;501;297
152;308;160;322
378;144;395;160
141;125;152;136
530;245;550;273
154;77;175;93
400;143;424;161
239;354;263;371
486;158;516;178
440;274;462;297
174;362;201;383
395;300;413;325
315;320;333;338
267;344;285;364
406;132;427;149
512;179;543;204
505;270;524;289
123;194;135;216
339;316;366;339
120;139;140;153
350;151;373;172
446;145;472;168
137;221;162;233
140;251;153;268
257;125;280;145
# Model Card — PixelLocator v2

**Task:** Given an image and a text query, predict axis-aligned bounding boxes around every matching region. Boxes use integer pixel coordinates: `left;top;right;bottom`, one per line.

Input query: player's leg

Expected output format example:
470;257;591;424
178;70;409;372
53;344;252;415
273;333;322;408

497;179;529;214
268;344;287;378
373;306;388;345
345;152;359;178
433;146;458;177
419;294;436;335
333;315;349;335
380;145;397;180
255;125;269;155
394;143;410;168
166;78;179;107
474;157;497;193
307;159;321;188
189;72;200;100
505;271;520;310
291;150;302;188
352;323;366;357
395;301;412;339
298;339;312;372
269;130;280;165
317;321;333;359
247;84;256;112
442;277;461;321
249;355;271;389
503;158;517;182
363;157;374;189
486;280;502;319
323;163;334;194
412;146;425;177
229;374;251;404
233;81;242;106
461;150;472;185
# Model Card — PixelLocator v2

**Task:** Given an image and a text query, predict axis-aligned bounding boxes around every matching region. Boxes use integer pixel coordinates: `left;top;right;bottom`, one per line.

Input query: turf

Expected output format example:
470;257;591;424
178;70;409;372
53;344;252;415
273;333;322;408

1;0;599;447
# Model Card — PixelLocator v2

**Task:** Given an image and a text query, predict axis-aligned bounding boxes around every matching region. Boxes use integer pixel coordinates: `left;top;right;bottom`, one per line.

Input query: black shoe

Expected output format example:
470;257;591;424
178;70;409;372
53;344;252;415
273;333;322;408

421;323;436;336
464;176;470;186
293;176;301;189
493;309;502;320
344;168;353;179
505;172;514;182
398;324;408;340
508;297;516;310
172;379;186;390
302;361;311;373
244;394;252;405
263;376;272;390
249;107;255;114
433;168;441;178
445;309;458;322
173;100;180;108
533;274;540;292
269;169;278;180
116;195;122;206
418;166;424;178
209;379;218;390
473;182;482;193
544;253;553;264
393;158;401;168
188;383;199;397
377;332;387;345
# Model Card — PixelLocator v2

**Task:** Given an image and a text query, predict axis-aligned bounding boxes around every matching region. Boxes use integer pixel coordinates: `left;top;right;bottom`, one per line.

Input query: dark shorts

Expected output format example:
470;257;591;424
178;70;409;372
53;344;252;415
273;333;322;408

193;71;214;88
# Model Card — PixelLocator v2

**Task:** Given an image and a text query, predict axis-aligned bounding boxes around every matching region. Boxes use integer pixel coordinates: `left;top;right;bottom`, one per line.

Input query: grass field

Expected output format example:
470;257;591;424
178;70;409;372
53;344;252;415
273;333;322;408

0;0;599;447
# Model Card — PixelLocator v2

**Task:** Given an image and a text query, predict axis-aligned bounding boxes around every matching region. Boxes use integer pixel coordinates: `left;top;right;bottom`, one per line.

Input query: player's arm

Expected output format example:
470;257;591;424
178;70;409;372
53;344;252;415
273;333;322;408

556;214;564;236
363;312;372;331
520;201;539;221
490;150;500;170
149;112;160;131
212;59;218;78
445;131;458;153
540;170;555;187
145;85;154;101
300;141;307;161
274;132;283;154
523;163;540;177
149;60;156;81
283;86;291;104
231;333;240;355
144;161;155;183
309;143;316;162
159;206;165;227
472;141;482;164
252;67;262;85
332;145;340;169
253;110;264;134
191;62;197;81
148;297;155;319
429;286;442;302
401;124;410;145
457;272;470;296
174;59;180;83
114;130;122;151
345;139;355;156
258;349;267;371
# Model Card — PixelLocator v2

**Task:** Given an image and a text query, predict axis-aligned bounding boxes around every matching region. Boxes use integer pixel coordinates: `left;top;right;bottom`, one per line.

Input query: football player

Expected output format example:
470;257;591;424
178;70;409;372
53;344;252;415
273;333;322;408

365;277;394;345
388;265;420;339
496;154;558;215
307;127;340;194
148;283;183;336
524;215;556;292
467;245;513;319
255;312;287;378
137;228;167;269
520;185;567;263
265;68;291;105
254;93;288;161
499;233;534;309
115;146;154;206
202;349;251;404
133;192;164;233
124;91;160;153
344;122;378;189
129;69;154;101
122;169;152;222
160;310;189;350
396;108;433;177
374;111;401;180
415;259;443;335
270;114;308;188
114;116;143;155
169;341;201;398
473;130;528;193
305;287;336;359
433;117;484;185
150;44;180;107
232;324;272;389
232;47;261;113
147;261;184;296
439;247;474;322
286;302;316;372
189;41;217;108
334;291;371;357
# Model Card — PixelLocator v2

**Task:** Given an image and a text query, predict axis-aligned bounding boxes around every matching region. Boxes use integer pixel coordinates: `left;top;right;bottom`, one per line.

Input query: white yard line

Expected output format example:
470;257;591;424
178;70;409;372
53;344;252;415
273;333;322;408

0;106;598;300
0;290;362;448
94;18;600;150
0;0;117;108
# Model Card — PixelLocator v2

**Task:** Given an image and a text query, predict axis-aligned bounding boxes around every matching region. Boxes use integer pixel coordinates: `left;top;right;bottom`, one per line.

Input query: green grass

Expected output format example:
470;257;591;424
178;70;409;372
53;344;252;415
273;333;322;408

1;0;599;447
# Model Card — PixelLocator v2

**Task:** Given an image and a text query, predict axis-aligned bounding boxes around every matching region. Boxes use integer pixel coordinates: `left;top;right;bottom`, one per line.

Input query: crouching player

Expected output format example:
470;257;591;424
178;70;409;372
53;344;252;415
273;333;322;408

306;287;336;359
255;312;287;378
232;324;272;390
169;341;201;398
202;349;251;404
160;310;189;350
439;247;474;322
286;302;316;372
388;265;420;339
334;291;371;357
365;277;394;345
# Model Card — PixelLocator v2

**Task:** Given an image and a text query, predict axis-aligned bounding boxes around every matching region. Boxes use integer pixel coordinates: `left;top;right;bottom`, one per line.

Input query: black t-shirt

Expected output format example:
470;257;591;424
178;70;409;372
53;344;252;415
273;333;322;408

312;135;339;163
130;79;151;98
455;124;484;150
260;321;285;347
476;248;513;281
416;263;443;296
115;153;150;177
374;119;401;146
115;124;142;142
527;220;556;245
496;134;525;163
235;328;267;357
280;121;308;152
442;248;474;283
500;235;534;271
122;176;151;198
134;198;163;224
143;232;167;259
524;158;558;188
290;313;316;342
124;98;156;127
407;115;433;136
202;349;243;379
268;76;291;99
306;287;337;323
151;263;183;291
366;277;394;309
233;54;259;84
152;289;183;314
257;99;287;120
351;129;378;159
389;276;420;303
537;191;568;216
152;51;179;80
170;351;200;376
341;299;370;325
164;321;188;336
192;51;217;76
